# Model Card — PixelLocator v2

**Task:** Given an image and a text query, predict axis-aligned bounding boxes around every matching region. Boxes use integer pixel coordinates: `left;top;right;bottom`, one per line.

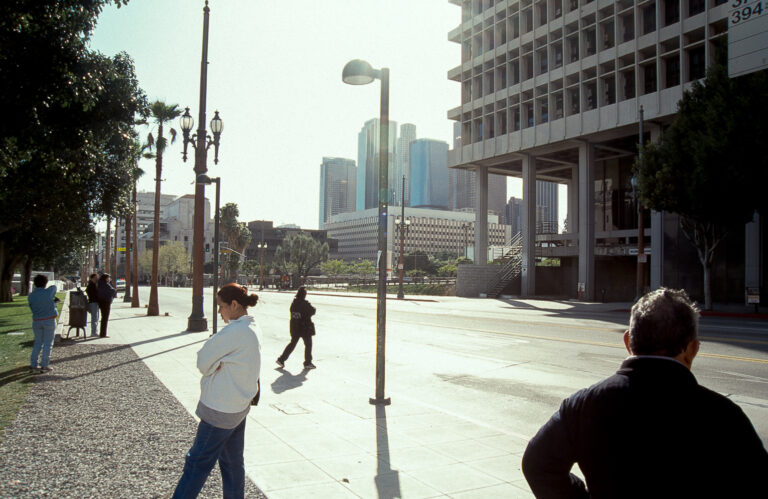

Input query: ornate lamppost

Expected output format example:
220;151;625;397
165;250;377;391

258;241;267;290
180;0;223;332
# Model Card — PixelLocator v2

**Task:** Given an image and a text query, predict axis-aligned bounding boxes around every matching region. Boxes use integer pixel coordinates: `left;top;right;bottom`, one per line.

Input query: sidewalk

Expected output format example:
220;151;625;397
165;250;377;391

87;298;535;498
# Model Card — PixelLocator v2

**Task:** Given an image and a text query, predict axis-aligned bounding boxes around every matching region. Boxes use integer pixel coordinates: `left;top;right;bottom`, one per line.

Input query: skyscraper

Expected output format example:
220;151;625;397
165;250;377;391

410;139;449;210
319;157;356;228
536;181;558;233
396;123;417;206
356;118;398;211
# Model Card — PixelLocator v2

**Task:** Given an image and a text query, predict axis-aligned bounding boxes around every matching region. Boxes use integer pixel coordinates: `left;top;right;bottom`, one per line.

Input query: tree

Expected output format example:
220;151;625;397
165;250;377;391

219;203;252;283
321;259;349;280
137;250;153;284
351;260;375;278
158;242;189;287
145;101;181;315
636;61;768;310
274;233;329;286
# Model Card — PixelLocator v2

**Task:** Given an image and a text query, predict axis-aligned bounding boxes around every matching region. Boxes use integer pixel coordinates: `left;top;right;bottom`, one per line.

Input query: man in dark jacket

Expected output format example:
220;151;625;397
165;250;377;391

96;273;117;338
276;286;316;369
522;288;768;499
85;273;100;337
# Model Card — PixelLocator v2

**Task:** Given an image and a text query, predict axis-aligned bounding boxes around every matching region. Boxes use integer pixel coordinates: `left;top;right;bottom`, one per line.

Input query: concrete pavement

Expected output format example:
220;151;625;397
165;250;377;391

78;292;534;498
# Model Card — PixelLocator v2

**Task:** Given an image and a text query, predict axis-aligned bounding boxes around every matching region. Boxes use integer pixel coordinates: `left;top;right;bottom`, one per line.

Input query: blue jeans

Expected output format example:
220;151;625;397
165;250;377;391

31;319;56;368
173;418;246;499
88;302;99;336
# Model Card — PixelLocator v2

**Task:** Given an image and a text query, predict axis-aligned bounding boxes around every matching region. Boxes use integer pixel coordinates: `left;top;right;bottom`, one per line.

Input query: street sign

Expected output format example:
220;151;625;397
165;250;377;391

729;0;768;77
220;248;232;254
117;247;126;252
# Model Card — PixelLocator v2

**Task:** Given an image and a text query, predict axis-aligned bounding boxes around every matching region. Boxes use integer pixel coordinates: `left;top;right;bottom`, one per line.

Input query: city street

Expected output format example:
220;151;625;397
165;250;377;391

141;287;768;446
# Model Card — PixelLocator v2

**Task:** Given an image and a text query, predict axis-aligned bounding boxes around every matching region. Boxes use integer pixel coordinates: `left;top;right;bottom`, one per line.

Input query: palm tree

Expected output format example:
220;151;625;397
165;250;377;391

129;140;150;308
146;101;181;316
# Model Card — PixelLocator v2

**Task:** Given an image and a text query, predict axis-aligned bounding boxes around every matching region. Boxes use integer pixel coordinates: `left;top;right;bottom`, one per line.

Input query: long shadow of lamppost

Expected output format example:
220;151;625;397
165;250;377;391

374;404;400;498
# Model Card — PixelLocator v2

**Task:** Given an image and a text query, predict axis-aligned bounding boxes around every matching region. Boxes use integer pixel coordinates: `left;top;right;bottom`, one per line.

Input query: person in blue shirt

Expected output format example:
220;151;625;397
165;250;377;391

27;274;58;374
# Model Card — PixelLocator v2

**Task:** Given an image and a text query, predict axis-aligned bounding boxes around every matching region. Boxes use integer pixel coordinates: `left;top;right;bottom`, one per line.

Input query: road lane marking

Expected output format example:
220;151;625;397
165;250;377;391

395;320;768;365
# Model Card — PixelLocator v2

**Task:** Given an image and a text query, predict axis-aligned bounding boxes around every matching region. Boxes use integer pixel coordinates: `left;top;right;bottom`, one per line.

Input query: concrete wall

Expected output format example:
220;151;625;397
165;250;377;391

456;264;501;297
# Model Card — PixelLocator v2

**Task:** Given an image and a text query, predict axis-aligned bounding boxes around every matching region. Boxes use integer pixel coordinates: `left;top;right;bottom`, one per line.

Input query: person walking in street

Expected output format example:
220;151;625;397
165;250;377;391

85;273;100;337
521;288;768;499
276;286;316;370
28;274;58;374
173;283;261;499
96;273;117;338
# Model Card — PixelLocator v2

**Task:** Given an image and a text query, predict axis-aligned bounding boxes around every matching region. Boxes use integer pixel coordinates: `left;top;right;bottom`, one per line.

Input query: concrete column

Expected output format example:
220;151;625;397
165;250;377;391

648;125;663;290
568;165;578;234
521;155;537;297
578;142;595;300
474;166;489;265
745;211;761;292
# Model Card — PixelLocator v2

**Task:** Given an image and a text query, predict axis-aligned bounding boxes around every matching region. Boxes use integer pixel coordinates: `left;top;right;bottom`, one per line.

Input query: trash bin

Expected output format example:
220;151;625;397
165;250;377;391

65;288;88;339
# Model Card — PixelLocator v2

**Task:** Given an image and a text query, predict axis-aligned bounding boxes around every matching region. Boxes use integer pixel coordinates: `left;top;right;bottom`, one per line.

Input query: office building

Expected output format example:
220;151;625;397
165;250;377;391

410;139;450;210
447;0;748;301
319;157;356;228
396;123;417;205
356;118;398;211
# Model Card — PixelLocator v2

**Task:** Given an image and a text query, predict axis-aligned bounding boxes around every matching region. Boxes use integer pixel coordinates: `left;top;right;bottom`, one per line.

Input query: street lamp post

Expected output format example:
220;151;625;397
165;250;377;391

395;175;410;300
633;105;645;301
257;241;267;290
197;174;220;335
180;0;223;333
343;58;391;406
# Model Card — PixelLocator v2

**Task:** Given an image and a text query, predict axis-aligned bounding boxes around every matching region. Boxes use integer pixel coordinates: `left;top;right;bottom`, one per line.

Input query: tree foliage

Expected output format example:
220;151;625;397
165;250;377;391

0;1;146;301
274;233;329;285
636;61;768;309
321;259;349;277
158;242;189;286
219;203;252;283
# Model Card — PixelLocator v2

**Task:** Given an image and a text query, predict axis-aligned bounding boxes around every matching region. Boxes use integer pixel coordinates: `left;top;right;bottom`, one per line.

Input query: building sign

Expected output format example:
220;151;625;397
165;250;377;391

729;0;768;77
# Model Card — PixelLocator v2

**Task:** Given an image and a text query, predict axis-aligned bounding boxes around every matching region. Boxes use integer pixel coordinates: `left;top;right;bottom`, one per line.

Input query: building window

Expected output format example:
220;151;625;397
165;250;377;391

688;0;705;16
665;55;680;88
643;3;656;35
643;62;657;94
526;102;534;128
621;69;636;100
688;45;706;80
664;1;679;25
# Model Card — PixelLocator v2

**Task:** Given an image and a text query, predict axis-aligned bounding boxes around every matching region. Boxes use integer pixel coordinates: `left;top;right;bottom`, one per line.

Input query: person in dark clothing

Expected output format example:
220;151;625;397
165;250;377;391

85;273;100;337
522;288;768;499
96;273;117;338
276;287;316;369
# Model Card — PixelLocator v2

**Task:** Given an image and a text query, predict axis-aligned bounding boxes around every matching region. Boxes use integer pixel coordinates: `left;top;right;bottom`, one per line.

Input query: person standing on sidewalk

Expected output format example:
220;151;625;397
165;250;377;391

85;273;100;337
522;288;768;498
276;286;316;370
96;273;116;338
173;283;261;499
28;274;58;374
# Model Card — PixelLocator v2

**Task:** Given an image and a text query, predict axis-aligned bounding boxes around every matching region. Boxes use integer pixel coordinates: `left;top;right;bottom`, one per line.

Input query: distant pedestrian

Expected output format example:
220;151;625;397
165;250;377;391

522;288;768;498
96;273;117;338
85;273;100;337
276;286;316;369
28;274;58;374
173;283;261;499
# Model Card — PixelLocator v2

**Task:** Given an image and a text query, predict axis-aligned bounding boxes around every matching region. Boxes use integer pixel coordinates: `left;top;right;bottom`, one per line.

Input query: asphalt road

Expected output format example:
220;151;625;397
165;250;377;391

135;286;768;448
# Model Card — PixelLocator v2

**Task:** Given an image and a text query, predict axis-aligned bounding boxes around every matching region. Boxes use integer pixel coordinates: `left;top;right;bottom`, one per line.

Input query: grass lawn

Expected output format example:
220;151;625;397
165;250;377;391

0;292;64;443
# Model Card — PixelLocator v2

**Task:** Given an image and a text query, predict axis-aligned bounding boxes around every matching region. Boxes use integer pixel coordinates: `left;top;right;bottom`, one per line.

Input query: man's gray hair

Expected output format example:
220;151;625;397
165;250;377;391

628;288;699;357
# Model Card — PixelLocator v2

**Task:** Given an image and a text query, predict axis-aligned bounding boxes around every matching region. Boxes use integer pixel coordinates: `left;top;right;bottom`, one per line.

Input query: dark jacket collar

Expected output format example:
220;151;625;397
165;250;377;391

617;356;699;387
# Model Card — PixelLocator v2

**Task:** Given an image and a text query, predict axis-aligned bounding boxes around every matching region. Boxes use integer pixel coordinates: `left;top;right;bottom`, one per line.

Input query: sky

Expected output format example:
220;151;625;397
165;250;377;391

90;0;520;230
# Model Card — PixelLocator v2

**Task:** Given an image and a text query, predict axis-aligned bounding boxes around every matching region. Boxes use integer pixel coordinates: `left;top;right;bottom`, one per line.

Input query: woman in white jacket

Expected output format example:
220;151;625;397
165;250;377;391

173;283;261;499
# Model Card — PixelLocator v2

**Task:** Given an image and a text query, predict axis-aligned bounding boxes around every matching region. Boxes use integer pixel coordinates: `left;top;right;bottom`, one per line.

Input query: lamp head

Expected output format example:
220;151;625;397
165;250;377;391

180;107;194;132
342;59;378;85
210;110;223;134
196;174;213;185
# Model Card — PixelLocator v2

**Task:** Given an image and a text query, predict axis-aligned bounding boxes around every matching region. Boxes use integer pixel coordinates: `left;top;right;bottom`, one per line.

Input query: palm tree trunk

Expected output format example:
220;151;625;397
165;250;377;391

131;183;140;307
123;213;132;302
148;125;163;316
105;215;112;275
114;218;119;281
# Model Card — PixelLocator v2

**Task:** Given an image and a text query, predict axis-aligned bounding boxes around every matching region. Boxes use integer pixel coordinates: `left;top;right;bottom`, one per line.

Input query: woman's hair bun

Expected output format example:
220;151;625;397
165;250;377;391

247;293;259;307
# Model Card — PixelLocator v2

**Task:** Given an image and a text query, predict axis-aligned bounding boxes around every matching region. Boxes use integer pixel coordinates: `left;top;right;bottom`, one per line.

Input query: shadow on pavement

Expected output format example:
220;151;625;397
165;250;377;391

270;368;310;394
373;404;401;499
0;366;39;388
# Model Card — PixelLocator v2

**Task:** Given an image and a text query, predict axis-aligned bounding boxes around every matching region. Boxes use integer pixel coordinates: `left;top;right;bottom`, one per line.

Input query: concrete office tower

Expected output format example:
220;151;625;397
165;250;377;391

356;118;398;211
410;139;450;210
536;180;559;233
319;157;357;228
505;196;522;234
447;0;735;301
396;123;417;206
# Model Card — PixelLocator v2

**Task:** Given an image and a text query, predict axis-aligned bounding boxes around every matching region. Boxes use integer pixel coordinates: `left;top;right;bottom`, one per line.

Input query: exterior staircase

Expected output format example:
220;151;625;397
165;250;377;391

486;232;523;298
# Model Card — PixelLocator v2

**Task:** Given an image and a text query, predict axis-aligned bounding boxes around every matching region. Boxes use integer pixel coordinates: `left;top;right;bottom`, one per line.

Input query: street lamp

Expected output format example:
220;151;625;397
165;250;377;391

181;0;223;333
197;174;220;335
343;58;391;406
257;241;267;291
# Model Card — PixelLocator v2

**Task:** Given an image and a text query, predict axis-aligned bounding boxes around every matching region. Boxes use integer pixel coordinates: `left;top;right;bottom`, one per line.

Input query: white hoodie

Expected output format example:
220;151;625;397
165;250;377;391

197;315;261;414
